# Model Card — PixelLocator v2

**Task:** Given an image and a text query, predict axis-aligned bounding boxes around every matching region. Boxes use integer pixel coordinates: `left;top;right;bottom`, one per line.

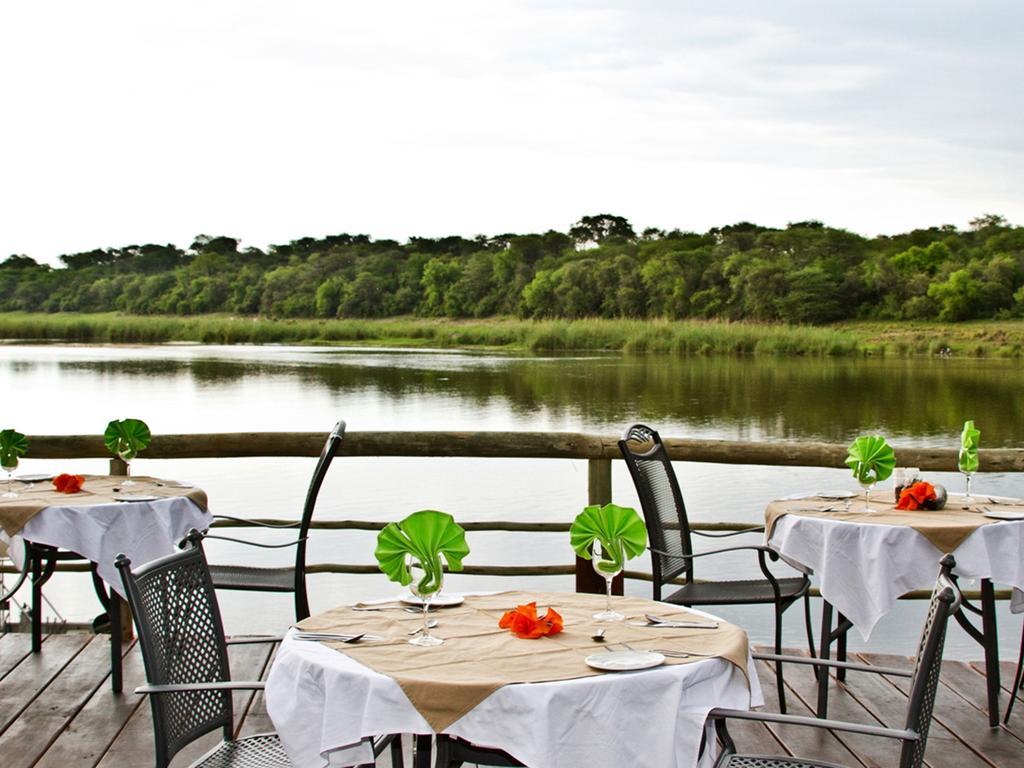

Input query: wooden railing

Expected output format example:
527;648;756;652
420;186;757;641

8;431;1024;600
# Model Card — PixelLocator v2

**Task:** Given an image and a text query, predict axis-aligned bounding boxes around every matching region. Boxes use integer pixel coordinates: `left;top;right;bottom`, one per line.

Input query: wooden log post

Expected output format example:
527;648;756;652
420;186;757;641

575;458;624;595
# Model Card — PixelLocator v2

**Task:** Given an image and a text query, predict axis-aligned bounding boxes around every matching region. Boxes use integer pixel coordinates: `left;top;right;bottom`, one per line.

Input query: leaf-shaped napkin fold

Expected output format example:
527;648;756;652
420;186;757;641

0;429;29;468
570;503;647;574
959;420;980;473
374;510;469;595
104;418;152;461
845;435;896;485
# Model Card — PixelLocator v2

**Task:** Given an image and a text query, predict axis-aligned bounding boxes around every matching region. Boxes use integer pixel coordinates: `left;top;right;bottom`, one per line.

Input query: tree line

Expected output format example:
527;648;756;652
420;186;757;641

1;213;1022;325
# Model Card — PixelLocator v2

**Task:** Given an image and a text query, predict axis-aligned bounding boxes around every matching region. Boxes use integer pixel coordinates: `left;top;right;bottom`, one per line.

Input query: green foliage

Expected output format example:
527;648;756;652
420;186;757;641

570;503;647;574
374;510;469;595
103;418;152;461
0;429;29;469
845;435;896;485
959;420;980;473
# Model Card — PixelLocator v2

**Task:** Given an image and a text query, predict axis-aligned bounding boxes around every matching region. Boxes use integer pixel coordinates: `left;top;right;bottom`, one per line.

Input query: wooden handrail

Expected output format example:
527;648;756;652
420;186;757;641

19;431;1024;471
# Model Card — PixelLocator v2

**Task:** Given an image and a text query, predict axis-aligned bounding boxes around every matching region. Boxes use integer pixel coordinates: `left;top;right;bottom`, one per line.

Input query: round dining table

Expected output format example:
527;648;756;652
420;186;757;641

265;590;763;768
0;474;211;691
765;490;1024;725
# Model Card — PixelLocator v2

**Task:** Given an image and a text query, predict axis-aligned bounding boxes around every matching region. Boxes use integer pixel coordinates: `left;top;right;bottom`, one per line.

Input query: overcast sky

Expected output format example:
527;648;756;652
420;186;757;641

3;1;1022;264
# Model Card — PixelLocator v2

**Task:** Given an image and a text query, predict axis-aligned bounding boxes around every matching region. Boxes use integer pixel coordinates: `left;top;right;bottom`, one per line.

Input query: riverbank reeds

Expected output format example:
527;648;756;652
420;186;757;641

0;312;1021;358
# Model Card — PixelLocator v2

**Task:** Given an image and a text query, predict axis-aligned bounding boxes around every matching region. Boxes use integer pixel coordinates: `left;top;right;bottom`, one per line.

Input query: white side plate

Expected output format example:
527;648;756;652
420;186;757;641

16;473;52;482
116;494;162;503
982;509;1024;521
585;650;666;671
400;593;465;607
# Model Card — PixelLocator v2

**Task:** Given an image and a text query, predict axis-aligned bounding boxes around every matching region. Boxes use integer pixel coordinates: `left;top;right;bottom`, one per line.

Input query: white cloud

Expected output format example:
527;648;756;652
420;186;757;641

1;1;1022;264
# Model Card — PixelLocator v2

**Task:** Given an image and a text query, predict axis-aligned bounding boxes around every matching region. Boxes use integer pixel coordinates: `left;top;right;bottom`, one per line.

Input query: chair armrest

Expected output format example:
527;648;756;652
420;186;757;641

649;544;779;561
202;534;305;549
212;515;301;529
752;652;912;678
226;635;284;646
708;708;918;741
136;681;266;695
693;527;765;538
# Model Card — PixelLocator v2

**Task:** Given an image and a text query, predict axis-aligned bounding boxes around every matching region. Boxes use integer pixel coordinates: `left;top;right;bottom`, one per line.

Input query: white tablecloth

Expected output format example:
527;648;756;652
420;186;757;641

266;605;762;768
768;511;1024;639
1;496;212;594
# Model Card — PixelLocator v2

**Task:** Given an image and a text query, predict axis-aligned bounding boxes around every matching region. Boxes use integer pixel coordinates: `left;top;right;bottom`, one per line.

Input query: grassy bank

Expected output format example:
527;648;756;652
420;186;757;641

0;312;1021;357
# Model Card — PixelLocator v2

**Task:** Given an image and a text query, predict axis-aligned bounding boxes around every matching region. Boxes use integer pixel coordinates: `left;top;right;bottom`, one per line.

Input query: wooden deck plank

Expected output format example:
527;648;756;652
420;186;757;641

861;653;1021;768
33;642;148;768
3;633;1020;768
841;654;995;768
0;636;121;768
0;634;90;736
749;657;867;766
0;631;36;682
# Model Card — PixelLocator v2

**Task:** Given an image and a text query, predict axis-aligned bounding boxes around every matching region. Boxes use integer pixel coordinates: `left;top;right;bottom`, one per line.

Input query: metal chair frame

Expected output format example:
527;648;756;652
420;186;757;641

618;423;813;713
206;420;345;621
117;529;401;768
710;554;962;768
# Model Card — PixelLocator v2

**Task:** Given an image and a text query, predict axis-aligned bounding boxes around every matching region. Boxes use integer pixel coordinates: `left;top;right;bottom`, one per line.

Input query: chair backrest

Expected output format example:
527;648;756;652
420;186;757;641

116;531;233;768
898;554;962;768
618;423;693;599
293;419;346;619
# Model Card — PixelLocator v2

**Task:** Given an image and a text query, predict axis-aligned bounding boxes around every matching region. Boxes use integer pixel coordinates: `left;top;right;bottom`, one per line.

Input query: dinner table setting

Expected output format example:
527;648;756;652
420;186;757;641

763;425;1024;725
265;506;764;768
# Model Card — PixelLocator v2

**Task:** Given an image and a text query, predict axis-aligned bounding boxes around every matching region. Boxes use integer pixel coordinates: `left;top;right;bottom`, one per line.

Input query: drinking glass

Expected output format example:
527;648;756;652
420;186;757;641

2;458;18;498
858;479;874;513
591;539;624;622
407;554;443;647
117;445;137;486
958;449;975;504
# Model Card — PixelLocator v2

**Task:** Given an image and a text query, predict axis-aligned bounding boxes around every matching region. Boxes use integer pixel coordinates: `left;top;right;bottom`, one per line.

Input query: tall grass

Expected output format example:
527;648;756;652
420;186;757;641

0;312;1022;358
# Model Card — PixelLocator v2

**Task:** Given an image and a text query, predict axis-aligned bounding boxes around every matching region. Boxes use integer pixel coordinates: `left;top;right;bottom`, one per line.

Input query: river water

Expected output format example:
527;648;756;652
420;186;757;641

1;344;1022;658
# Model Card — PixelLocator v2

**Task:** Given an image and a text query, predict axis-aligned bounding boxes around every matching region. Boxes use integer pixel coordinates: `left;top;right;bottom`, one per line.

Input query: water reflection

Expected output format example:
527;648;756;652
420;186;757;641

48;350;1024;447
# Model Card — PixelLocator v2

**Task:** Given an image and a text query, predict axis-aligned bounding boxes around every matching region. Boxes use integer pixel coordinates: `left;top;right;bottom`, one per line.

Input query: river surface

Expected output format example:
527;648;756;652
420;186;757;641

1;344;1022;658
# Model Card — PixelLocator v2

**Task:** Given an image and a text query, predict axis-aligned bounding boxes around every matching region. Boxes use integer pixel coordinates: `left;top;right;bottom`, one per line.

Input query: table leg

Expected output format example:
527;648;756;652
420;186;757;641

981;579;1000;727
31;551;43;652
817;599;834;718
109;589;123;693
414;734;432;768
836;611;848;682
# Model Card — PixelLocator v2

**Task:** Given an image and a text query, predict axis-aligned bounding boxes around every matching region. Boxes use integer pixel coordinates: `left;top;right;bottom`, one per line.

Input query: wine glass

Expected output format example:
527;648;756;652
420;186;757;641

2;457;18;498
117;444;137;486
591;539;624;622
857;478;874;513
958;448;975;505
407;554;444;647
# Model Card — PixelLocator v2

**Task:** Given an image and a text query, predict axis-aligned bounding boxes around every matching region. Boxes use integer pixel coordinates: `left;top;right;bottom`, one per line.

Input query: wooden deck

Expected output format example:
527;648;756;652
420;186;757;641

1;632;1023;767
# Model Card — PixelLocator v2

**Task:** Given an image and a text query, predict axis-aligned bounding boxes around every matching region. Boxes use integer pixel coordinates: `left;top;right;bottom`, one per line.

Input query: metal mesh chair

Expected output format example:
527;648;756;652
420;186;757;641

117;529;402;768
618;423;813;713
206;420;345;621
710;554;962;768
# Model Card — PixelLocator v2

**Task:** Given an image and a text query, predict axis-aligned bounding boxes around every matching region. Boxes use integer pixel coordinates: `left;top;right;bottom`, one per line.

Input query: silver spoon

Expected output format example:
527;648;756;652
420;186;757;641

408;620;439;635
591;628;607;642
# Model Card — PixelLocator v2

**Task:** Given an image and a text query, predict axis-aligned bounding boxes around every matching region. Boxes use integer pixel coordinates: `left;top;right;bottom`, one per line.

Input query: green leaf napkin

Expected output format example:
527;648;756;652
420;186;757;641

959;420;980;473
0;429;29;469
104;418;152;461
570;503;647;574
375;510;469;595
845;435;896;485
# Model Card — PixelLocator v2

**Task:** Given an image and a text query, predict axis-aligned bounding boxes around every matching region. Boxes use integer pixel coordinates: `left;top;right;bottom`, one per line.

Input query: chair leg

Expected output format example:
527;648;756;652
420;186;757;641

774;599;787;714
414;735;432;768
390;735;405;768
817;600;834;719
803;592;817;681
108;590;123;694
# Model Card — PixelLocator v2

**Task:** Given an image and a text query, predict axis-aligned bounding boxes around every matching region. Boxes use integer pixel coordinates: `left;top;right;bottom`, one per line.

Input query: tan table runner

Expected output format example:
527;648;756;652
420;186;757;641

297;590;750;732
765;492;1023;553
0;475;208;537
